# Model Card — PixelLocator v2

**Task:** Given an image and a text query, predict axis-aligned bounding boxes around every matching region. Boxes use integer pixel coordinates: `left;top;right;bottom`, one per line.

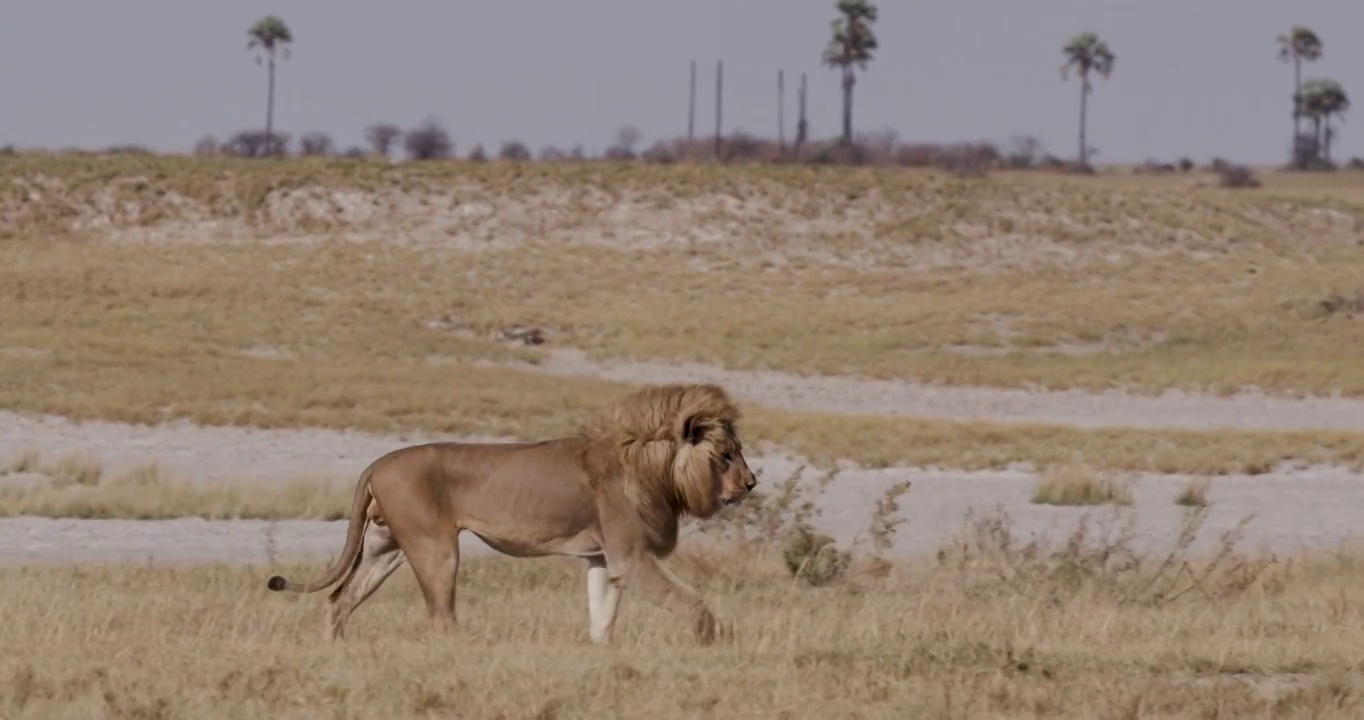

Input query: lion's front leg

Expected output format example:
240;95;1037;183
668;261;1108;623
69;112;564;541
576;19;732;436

605;549;717;646
585;555;623;644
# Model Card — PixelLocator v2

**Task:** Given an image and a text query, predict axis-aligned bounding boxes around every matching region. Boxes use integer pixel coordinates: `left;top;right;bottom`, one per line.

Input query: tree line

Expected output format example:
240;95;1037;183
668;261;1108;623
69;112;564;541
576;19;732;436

224;8;1350;172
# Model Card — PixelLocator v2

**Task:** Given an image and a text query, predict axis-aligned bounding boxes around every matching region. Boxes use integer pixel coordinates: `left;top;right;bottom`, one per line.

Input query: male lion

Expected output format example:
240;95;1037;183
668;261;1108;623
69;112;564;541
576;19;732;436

266;382;757;645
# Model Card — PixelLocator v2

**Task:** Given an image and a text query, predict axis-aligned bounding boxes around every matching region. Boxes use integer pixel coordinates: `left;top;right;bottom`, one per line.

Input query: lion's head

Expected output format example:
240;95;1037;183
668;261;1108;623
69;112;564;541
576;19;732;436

583;383;757;524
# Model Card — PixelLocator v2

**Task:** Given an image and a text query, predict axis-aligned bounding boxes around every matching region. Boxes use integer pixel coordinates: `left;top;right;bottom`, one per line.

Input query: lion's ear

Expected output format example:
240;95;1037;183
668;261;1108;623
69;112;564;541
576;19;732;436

680;413;710;446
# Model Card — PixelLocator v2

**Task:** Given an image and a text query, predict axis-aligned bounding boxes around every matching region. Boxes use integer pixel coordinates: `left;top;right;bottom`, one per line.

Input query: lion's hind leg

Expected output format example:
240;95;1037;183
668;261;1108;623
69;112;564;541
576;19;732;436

325;522;406;640
403;532;462;637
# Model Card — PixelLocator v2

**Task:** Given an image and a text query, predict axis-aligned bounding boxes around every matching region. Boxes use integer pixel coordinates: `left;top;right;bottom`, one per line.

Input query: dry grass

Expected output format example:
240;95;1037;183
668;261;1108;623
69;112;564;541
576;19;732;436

1031;463;1134;506
0;462;354;520
3;155;1364;478
2;505;1363;718
3;155;1364;399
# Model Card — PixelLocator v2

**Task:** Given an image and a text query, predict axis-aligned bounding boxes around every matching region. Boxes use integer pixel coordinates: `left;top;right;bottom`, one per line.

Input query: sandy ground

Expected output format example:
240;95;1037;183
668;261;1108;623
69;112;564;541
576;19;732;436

3;395;1363;566
511;349;1364;432
3;463;1361;567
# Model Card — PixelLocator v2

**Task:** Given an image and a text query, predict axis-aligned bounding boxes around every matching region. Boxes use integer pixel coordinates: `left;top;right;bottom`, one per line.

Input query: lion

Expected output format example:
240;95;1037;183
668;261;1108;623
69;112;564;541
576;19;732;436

265;382;757;646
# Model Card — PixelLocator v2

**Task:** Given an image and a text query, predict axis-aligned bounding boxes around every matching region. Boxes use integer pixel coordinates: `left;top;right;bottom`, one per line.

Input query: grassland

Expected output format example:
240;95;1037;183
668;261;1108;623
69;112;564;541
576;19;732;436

5;154;1364;717
1;508;1362;718
2;153;1364;478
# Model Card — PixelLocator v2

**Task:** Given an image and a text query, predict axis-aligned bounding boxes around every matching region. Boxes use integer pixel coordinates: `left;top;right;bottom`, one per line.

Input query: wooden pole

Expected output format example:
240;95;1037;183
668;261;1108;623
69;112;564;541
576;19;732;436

778;70;786;156
688;60;697;143
714;60;724;160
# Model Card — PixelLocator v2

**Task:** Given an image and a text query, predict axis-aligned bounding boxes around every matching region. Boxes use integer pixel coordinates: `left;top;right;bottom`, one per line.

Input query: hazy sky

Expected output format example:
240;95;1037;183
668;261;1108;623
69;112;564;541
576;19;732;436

2;1;1361;164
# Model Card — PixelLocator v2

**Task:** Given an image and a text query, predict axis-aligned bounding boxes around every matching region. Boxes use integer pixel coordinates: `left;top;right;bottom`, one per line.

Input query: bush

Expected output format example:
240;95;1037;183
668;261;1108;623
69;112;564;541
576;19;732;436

225;130;289;158
298;131;334;157
498;140;531;161
403;119;453;161
1216;162;1261;189
1032;464;1133;506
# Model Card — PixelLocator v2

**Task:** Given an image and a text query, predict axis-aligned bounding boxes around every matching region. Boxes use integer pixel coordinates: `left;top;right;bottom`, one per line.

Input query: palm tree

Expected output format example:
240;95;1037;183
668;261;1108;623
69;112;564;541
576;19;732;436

1276;25;1323;167
1059;32;1115;170
1299;78;1350;166
821;0;879;145
247;15;294;157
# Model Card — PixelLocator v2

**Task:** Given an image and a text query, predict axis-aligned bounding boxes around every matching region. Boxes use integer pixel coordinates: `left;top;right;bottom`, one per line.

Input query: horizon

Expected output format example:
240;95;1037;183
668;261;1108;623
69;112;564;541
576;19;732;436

1;0;1360;165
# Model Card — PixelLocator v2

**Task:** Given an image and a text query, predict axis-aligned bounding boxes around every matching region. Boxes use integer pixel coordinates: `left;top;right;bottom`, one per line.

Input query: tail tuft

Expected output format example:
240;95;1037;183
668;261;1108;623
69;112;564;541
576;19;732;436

267;575;288;592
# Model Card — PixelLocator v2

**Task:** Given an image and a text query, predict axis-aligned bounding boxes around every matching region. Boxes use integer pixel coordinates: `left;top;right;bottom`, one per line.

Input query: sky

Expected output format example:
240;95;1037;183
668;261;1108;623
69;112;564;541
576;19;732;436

1;0;1361;164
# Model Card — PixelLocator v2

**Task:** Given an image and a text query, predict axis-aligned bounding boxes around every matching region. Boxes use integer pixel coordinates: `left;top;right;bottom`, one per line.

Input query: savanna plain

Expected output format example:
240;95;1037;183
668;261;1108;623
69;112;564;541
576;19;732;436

3;154;1364;718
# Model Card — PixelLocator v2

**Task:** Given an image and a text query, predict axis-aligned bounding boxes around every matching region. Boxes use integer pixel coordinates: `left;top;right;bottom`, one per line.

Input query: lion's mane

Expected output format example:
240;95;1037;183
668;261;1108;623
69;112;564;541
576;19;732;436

579;383;742;548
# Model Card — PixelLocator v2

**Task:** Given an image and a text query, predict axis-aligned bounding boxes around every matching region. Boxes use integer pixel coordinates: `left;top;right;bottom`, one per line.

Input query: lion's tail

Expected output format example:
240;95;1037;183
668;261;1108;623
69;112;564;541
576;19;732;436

266;462;377;594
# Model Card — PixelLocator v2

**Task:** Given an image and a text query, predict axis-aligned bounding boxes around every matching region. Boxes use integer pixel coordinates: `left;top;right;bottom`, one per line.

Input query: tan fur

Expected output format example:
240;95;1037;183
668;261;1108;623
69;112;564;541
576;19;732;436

266;383;757;645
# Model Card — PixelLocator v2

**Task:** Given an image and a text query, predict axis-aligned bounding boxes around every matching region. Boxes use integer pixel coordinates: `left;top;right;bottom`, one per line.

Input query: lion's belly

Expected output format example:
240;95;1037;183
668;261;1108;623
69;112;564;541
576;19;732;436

466;527;603;559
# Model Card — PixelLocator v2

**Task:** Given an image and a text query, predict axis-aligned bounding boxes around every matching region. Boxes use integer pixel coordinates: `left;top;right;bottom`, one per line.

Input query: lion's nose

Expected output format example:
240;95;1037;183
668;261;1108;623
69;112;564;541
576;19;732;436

745;477;757;491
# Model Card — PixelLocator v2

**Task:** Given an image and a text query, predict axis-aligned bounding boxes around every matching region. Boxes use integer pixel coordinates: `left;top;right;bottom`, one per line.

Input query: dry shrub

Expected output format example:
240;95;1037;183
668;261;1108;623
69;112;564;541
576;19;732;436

1032;464;1133;506
1215;160;1261;188
688;466;852;585
782;525;850;586
4;446;41;474
1176;477;1212;507
40;451;103;488
938;503;1279;609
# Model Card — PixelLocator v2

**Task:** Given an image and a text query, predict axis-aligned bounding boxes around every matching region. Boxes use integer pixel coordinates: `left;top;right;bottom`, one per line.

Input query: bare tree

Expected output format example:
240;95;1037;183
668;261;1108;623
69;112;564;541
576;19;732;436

605;125;642;160
364;123;402;158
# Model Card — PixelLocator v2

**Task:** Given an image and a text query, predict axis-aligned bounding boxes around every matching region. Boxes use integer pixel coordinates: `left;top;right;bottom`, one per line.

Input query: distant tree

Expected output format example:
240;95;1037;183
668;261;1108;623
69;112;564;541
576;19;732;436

403;119;453;161
1060;32;1115;170
498;140;532;161
227;129;289;157
247;16;294;157
299;131;334;156
1277;26;1324;165
605;125;642;160
538;145;567;161
821;0;878;145
1299;78;1350;166
193;135;221;157
365;123;402;158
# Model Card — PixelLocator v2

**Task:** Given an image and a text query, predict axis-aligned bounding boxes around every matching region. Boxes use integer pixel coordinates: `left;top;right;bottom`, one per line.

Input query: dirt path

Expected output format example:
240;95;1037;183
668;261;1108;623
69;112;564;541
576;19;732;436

510;349;1364;432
